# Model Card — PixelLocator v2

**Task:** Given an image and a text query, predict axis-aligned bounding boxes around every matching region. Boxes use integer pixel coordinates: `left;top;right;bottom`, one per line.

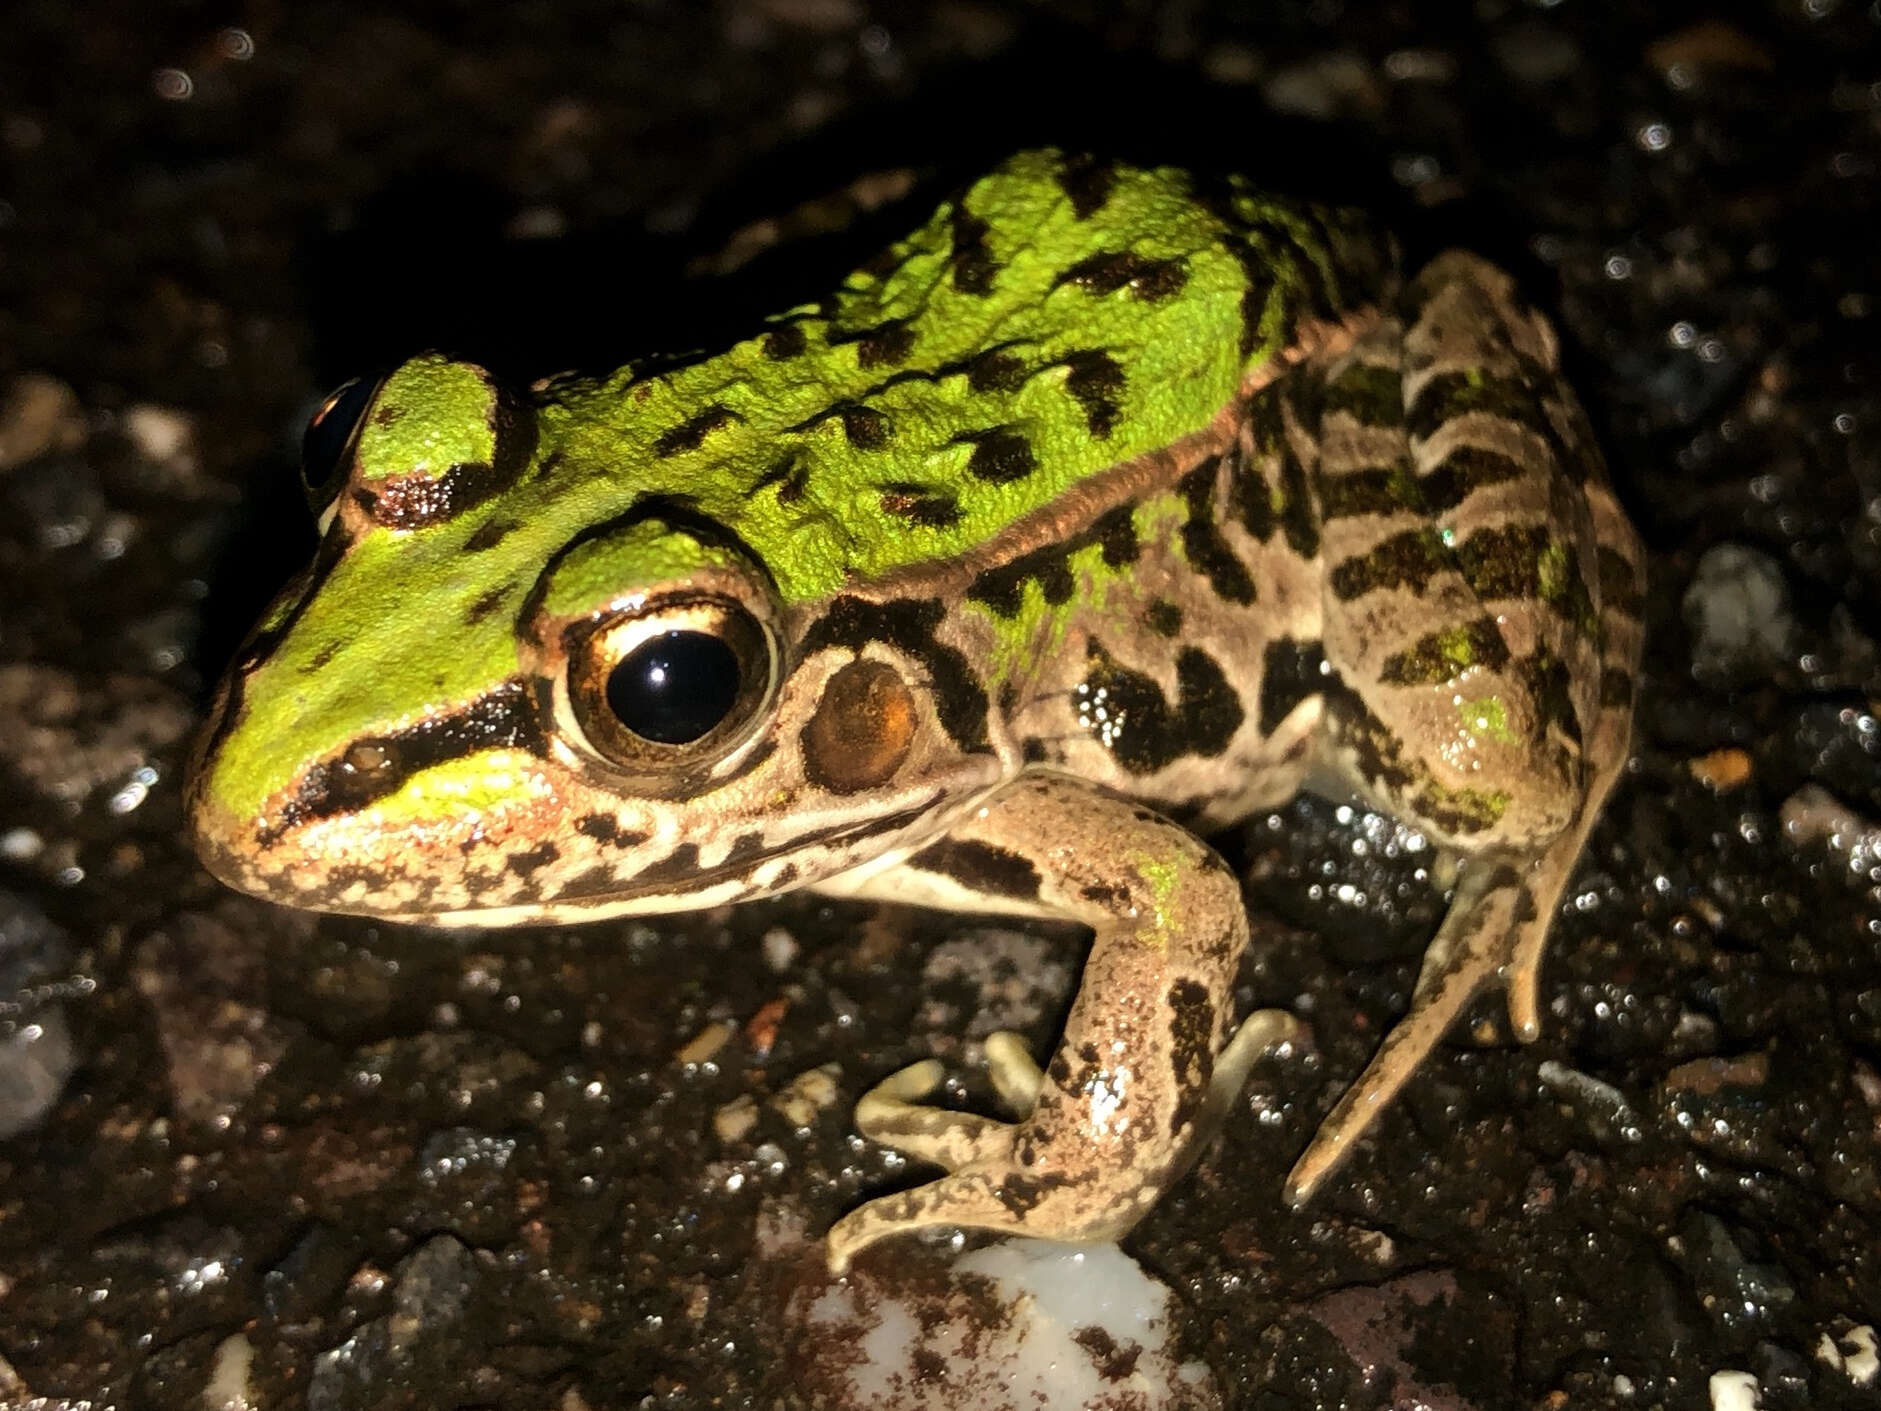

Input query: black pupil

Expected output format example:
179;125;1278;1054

300;377;376;502
606;631;741;745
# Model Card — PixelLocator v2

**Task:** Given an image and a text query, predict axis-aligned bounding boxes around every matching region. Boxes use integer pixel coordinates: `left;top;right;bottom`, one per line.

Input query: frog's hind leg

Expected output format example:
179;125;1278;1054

1285;251;1645;1204
821;771;1301;1274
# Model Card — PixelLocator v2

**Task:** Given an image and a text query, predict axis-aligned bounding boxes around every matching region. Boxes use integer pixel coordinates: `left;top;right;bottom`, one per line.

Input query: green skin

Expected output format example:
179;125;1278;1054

189;150;1645;1272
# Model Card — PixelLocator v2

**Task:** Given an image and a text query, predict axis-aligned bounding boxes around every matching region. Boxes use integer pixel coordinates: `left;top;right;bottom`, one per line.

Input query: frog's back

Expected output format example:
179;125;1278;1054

544;150;1395;604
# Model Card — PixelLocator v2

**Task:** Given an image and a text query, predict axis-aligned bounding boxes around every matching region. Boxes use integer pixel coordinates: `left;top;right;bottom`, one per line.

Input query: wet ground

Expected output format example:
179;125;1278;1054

1;2;1879;1407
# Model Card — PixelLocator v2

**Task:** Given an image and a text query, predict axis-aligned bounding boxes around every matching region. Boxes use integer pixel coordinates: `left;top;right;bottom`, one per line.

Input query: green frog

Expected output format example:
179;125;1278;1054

188;151;1644;1273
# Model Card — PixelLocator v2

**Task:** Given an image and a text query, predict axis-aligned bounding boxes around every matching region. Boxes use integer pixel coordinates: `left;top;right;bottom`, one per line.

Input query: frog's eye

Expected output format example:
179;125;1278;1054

566;598;774;772
300;377;380;521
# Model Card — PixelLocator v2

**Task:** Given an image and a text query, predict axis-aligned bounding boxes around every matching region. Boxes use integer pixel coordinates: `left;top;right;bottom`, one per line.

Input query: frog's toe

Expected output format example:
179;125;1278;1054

984;1031;1044;1115
825;1169;1008;1274
1282;863;1526;1206
825;1159;1156;1275
853;1059;1014;1169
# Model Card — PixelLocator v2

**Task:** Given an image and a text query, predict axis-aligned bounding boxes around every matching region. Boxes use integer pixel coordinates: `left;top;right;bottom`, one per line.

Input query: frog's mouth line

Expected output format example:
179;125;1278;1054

406;792;951;926
207;791;948;926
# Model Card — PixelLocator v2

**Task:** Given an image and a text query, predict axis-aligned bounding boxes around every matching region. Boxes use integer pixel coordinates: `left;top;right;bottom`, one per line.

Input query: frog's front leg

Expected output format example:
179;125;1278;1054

821;770;1299;1274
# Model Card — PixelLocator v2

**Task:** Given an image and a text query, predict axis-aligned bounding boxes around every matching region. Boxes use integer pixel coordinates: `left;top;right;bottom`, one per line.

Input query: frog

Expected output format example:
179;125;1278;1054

187;150;1644;1274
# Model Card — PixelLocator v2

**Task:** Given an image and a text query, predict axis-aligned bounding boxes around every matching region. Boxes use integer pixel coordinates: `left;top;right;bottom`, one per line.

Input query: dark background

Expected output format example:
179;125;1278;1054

1;2;1878;1407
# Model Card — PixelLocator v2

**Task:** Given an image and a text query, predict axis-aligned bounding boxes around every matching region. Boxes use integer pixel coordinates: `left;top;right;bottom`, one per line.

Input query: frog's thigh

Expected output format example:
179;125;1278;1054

1290;253;1643;1202
822;772;1287;1273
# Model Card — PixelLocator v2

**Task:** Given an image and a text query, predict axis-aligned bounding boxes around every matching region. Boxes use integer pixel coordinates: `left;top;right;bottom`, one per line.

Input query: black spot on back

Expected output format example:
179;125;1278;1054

1055;153;1119;219
957;427;1036;482
655;403;739;457
463;518;520;553
949;204;996;295
463;587;508;626
877;482;961;528
763;322;809;360
1056;251;1189;301
848;319;916;370
968;349;1029;394
1062;349;1126;438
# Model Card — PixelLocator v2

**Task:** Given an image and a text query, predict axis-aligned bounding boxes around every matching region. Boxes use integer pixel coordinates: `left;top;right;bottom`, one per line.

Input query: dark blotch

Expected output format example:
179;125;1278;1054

507;841;559;879
1517;646;1582;749
1596;543;1646;619
1379;617;1512;687
852;320;916;370
635;843;703;887
1276;426;1320;559
1165;978;1216;1136
1055;153;1118;220
576;814;650;849
1227;407;1281;544
302;640;343;674
967;503;1137;617
654;403;739;457
912;838;1041;901
1177;458;1257;605
1317;359;1403;429
1258;638;1326;736
839;403;891;449
463;518;520;553
1062;349;1126;438
1144;600;1183;637
877;481;961;528
1056;251;1189;301
763;322;808;360
270;680;543;841
463;587;508;626
1079;642;1243;774
967;349;1028;394
949;205;997;295
1408;368;1544;439
958;427;1036;483
1328;527;1449;600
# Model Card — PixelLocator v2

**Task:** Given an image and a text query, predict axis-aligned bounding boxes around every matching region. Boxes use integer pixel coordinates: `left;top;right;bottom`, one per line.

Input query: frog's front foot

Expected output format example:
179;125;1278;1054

828;1010;1303;1274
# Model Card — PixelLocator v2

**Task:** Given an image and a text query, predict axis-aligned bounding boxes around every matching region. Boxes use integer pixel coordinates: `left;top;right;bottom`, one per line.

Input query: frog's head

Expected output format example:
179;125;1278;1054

188;354;1001;925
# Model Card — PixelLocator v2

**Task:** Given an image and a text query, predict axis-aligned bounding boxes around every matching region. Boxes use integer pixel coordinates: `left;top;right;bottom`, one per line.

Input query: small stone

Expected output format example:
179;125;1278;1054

673;1019;736;1066
1647;21;1773;76
1683;545;1795;679
1708;1370;1759;1411
1662;1052;1769;1097
715;1093;759;1144
1688;747;1752;792
1262;53;1382;122
0;373;85;471
761;925;799;972
787;1239;1220;1409
769;1062;842;1127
